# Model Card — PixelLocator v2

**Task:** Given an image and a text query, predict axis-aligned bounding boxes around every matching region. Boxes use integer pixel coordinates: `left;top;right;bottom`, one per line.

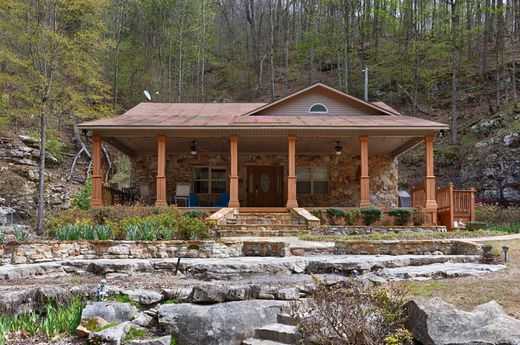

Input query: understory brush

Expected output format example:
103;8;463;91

291;278;412;345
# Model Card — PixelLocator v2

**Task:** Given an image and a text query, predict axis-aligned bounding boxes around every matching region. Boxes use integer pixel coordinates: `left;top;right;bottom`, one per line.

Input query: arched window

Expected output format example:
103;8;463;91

309;103;328;113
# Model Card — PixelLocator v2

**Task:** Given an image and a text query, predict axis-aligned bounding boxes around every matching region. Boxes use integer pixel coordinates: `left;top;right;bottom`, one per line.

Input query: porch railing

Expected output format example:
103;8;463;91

412;183;476;230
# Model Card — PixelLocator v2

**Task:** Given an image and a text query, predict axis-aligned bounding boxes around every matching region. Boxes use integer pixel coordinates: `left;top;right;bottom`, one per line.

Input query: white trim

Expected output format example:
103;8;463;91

308;103;328;114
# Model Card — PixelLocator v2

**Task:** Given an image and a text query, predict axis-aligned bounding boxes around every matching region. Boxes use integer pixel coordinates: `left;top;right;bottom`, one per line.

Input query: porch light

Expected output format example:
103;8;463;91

190;140;198;155
334;141;342;155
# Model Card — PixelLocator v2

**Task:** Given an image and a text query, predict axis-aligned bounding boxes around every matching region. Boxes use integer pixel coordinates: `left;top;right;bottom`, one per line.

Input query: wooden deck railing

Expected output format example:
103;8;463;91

412;183;475;230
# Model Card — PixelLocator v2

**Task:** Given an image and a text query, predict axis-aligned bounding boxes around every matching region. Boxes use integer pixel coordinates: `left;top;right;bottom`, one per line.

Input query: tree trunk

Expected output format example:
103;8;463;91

36;110;46;236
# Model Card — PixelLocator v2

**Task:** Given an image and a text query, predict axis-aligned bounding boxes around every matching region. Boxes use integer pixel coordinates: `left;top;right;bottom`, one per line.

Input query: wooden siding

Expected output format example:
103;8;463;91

253;87;387;116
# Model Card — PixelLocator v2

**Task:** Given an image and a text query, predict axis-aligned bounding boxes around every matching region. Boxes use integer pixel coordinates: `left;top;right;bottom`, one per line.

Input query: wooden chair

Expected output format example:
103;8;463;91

174;182;191;207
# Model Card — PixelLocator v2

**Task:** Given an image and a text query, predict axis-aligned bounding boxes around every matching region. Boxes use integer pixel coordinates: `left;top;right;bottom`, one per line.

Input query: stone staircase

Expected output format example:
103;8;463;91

242;313;301;345
216;210;309;237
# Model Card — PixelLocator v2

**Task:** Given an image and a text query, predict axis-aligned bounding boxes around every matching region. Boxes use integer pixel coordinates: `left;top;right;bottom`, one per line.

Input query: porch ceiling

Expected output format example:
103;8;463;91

104;135;422;158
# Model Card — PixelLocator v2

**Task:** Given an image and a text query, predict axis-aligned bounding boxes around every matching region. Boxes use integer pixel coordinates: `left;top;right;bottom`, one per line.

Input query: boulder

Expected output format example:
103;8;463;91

82;302;138;323
191;285;226;304
406;298;520;345
161;287;192;303
158;300;289;345
125;290;163;305
125;336;171;345
88;321;131;345
276;287;299;300
132;312;156;328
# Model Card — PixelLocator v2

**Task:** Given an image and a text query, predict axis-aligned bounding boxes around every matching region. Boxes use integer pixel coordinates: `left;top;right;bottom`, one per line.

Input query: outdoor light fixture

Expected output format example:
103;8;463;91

190;140;198;155
502;246;509;262
334;140;342;155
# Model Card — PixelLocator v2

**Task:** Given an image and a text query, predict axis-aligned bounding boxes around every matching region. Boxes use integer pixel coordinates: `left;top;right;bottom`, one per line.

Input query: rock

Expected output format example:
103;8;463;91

276;288;299;300
191;285;226;304
76;325;91;337
132;312;156;328
158;300;289;345
406;298;520;345
18;135;39;148
161;287;192;303
125;336;171;345
81;316;110;333
125;290;163;305
81;302;138;323
88;321;131;345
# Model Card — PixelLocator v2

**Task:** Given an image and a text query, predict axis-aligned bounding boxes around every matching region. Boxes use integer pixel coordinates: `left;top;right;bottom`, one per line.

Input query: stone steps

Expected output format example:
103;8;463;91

242;313;301;344
216;211;310;237
217;229;306;237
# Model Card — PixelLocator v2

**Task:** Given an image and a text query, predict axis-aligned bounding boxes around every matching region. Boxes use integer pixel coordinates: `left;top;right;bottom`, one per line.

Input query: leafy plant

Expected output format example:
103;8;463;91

178;216;209;240
360;207;383;225
56;224;82;240
389;208;412;226
13;227;29;242
0;231;4;244
311;209;325;222
72;179;92;210
183;210;206;219
81;224;96;240
344;209;361;226
411;205;426;226
95;225;112;240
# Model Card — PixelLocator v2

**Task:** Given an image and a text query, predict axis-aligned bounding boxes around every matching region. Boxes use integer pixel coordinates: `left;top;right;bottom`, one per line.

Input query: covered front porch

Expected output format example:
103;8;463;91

88;128;440;223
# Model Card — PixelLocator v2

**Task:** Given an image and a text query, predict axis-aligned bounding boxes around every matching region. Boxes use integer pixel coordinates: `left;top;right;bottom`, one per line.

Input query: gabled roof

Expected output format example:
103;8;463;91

242;83;394;116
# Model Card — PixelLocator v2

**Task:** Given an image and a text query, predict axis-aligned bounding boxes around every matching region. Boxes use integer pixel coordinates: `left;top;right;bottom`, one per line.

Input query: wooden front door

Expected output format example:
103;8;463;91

247;166;284;207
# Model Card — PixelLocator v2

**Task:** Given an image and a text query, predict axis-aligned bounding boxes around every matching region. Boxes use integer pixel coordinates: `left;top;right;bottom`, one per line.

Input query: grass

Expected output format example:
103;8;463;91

162;298;177;305
107;294;140;307
299;229;512;242
124;326;145;341
399;238;520;318
94;322;119;332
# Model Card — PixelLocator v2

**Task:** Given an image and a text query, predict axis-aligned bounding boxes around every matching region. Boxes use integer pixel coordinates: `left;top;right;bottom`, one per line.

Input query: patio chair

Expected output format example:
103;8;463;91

139;183;156;206
189;193;200;207
212;193;229;207
174;182;191;207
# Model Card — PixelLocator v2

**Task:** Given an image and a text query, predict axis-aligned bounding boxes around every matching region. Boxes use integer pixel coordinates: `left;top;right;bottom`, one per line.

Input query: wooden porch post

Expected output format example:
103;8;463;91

155;135;167;207
228;135;240;208
91;135;103;208
359;135;371;207
424;135;437;210
286;135;298;208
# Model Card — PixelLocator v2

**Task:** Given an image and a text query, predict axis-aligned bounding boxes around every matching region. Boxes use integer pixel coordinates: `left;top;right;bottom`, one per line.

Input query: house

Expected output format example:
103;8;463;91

79;83;466;226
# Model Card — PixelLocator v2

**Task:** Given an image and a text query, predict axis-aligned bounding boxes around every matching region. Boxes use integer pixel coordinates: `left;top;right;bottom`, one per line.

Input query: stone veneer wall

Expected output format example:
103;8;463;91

131;152;398;207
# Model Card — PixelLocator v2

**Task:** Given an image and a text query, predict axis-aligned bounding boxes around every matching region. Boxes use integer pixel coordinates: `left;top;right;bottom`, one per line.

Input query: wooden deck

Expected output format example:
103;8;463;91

413;183;475;230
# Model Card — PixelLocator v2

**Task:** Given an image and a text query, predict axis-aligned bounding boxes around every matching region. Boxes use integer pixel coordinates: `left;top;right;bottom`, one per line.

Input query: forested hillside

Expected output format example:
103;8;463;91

0;0;519;220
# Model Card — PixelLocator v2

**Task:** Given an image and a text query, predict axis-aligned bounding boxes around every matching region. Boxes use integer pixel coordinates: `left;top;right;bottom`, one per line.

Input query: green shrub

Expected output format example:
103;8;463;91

184;210;206;219
344;210;361;226
389;208;412;226
475;203;520;225
72;179;92;210
178;216;209;240
125;219;157;241
0;231;4;244
466;221;488;231
360;207;383;225
326;208;346;225
411;205;426;226
95;225;112;240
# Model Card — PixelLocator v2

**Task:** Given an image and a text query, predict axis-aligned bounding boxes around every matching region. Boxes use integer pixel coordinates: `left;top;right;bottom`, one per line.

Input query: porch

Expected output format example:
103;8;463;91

89;131;443;224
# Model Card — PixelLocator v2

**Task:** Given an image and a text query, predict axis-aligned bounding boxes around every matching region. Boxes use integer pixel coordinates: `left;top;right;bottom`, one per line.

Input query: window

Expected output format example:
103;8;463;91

193;167;227;194
296;166;329;195
309;103;328;113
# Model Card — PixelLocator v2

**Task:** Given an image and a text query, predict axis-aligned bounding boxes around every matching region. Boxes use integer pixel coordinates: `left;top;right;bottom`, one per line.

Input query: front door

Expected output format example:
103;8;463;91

247;166;284;207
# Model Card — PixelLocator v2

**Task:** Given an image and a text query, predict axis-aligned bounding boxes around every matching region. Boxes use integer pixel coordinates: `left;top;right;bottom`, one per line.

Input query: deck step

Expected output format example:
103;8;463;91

255;323;301;344
241;339;288;345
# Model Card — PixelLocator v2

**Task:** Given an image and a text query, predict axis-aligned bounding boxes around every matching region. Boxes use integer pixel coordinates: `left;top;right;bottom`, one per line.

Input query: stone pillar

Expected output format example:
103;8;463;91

286;135;298;208
424;135;437;210
91;135;103;208
228;135;240;208
155;135;167;207
359;135;371;207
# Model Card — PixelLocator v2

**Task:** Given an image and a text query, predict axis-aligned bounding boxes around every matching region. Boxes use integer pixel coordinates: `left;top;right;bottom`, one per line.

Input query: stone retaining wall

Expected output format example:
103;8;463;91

313;225;447;236
1;238;482;265
334;240;482;256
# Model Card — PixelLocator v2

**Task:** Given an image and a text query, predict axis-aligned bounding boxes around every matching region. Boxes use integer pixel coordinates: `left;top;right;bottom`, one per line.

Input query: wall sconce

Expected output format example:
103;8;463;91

190;140;198;155
334;140;342;155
